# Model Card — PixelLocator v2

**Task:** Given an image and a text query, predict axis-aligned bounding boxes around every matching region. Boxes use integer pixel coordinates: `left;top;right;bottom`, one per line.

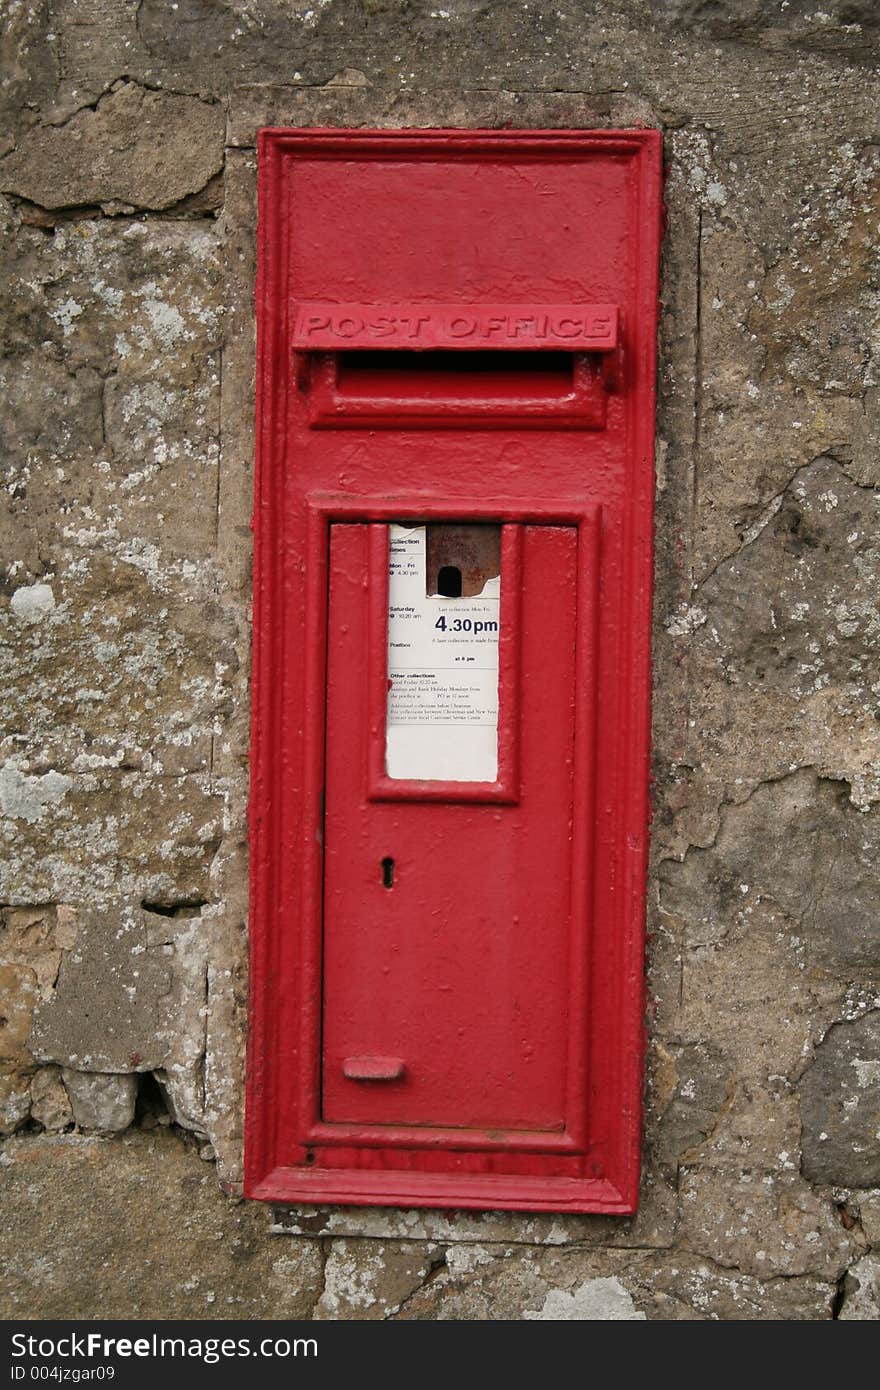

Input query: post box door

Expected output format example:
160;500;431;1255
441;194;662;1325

322;520;580;1133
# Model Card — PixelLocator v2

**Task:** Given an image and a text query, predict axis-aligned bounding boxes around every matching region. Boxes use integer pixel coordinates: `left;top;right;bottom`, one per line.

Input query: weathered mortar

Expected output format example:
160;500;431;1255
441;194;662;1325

1;0;879;1320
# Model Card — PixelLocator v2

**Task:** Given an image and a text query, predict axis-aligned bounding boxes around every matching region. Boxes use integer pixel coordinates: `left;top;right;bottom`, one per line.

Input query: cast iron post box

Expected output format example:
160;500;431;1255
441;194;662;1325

247;128;663;1213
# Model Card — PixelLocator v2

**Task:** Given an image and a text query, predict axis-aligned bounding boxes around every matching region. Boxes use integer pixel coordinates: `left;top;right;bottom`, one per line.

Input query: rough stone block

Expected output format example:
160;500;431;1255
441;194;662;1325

61;1068;137;1132
392;1246;650;1322
0;961;39;1133
675;898;842;1082
679;1167;862;1281
0;83;224;212
681;1081;802;1173
838;1253;880;1320
388;1242;836;1320
31;905;208;1081
800;1011;880;1188
0;216;224;577
857;1191;880;1246
0;905;76;1133
30;1066;74;1132
0;0;55;153
315;1239;443;1320
0;1066;33;1136
625;1253;836;1321
662;770;880;976
650;1040;732;1168
684;459;880;807
0;769;223;911
0;961;39;1061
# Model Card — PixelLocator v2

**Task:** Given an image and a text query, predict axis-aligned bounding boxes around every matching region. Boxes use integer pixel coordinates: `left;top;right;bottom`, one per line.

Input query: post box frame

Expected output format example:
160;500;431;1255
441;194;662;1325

246;128;662;1213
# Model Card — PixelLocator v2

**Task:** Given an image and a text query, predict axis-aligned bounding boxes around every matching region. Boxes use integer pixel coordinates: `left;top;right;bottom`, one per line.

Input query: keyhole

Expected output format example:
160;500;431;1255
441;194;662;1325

437;565;462;598
381;857;395;889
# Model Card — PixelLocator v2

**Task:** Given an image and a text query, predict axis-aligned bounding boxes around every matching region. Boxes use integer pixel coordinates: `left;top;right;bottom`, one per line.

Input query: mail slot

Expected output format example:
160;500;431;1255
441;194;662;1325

246;129;663;1213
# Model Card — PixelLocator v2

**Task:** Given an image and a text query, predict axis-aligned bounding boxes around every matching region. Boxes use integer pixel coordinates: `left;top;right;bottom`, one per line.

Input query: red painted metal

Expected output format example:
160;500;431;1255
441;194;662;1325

292;303;619;351
323;521;580;1132
342;1057;407;1082
302;348;611;429
247;128;663;1213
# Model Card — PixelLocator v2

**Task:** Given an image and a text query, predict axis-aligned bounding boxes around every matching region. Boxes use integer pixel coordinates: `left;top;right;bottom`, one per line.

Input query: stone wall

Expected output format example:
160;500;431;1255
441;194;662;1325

1;0;878;1320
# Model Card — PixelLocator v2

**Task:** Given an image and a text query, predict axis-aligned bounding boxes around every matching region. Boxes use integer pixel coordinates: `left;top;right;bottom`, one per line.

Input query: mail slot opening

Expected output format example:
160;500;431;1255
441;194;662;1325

336;349;576;402
436;565;462;598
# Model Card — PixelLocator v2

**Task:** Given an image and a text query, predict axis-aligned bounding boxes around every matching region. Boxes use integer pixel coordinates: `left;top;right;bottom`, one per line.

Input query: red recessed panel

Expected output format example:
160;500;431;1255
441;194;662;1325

322;521;578;1132
246;129;663;1213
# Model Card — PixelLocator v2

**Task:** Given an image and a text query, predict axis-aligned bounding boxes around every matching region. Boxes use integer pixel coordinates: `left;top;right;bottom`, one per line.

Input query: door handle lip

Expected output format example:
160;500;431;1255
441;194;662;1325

342;1055;406;1082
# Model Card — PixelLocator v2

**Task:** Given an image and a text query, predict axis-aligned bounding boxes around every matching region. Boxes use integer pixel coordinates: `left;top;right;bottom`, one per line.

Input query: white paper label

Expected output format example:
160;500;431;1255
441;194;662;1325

386;524;500;782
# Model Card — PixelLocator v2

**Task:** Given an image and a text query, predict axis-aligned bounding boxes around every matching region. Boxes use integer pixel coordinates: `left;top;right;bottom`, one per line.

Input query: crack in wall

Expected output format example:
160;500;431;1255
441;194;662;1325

691;205;704;597
693;452;879;593
386;1250;449;1319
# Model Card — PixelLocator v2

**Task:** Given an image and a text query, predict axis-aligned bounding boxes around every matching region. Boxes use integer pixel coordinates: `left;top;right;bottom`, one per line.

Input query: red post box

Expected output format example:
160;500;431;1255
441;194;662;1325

246;129;663;1213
